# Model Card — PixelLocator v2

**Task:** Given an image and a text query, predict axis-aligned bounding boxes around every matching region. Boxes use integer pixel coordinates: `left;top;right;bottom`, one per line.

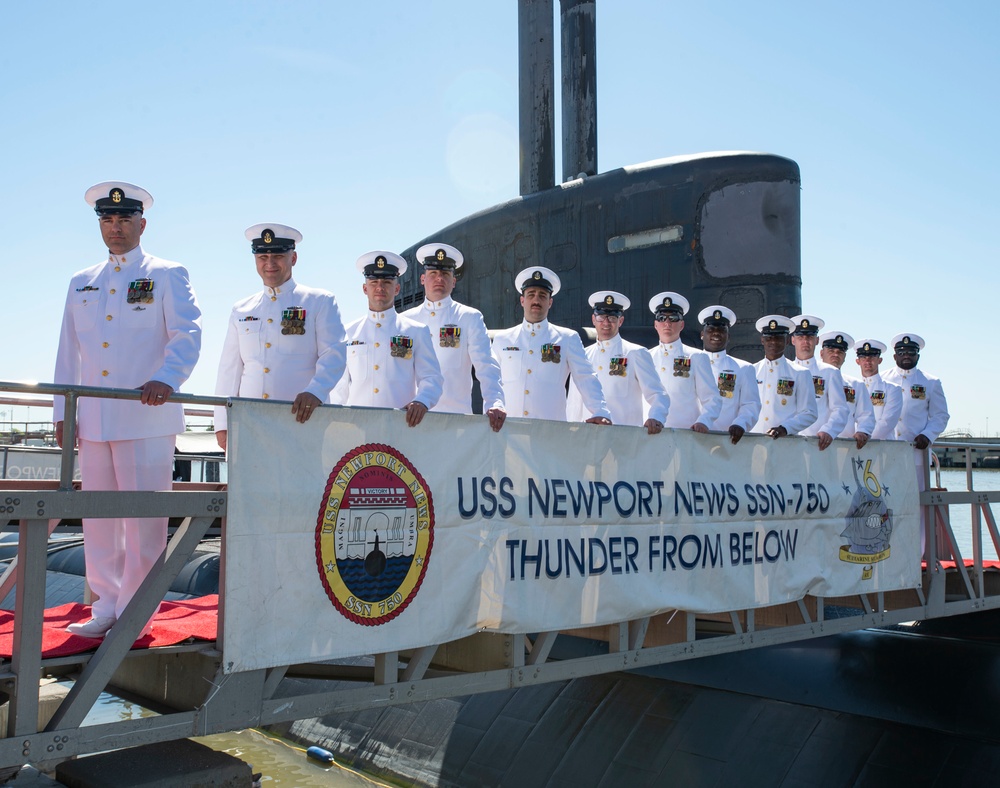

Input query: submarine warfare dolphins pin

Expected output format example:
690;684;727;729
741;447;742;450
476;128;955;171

315;443;434;625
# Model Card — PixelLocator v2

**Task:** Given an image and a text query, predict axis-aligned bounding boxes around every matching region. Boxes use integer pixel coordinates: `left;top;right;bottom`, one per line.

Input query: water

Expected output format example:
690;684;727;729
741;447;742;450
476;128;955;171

937;468;1000;561
77;691;391;786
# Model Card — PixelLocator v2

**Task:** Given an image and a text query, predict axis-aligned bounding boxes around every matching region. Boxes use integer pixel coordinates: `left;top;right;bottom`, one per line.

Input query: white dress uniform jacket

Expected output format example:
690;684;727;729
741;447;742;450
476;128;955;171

882;366;950;443
566;335;669;426
701;350;762;432
54;244;201;439
838;372;877;439
402;295;504;414
648;342;722;429
332;310;443;410
791;357;850;438
492;319;611;421
214;278;347;430
860;373;903;440
751;357;818;435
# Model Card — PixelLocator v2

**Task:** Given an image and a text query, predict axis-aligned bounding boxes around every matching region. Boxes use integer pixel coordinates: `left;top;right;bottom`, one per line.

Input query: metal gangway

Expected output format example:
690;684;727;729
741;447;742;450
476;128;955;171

1;381;998;775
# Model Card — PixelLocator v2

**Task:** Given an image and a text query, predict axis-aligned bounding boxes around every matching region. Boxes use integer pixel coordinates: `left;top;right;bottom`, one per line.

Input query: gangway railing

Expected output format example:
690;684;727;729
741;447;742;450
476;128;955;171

1;380;1000;776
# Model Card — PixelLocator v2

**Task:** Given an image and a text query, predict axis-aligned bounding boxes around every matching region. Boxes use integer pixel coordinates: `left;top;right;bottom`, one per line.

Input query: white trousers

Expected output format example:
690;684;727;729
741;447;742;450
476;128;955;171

78;437;175;619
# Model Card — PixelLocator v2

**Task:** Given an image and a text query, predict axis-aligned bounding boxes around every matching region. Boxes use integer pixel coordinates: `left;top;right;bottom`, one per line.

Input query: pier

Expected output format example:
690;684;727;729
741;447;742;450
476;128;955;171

1;381;1000;781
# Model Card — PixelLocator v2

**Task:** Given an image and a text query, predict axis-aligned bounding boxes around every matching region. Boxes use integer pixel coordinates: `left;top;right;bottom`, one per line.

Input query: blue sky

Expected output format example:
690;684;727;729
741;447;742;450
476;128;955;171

3;2;997;435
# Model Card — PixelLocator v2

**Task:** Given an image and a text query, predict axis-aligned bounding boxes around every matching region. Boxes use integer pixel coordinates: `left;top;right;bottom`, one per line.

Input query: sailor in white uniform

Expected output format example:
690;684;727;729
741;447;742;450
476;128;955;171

491;267;611;423
751;316;817;438
647;292;721;432
401;242;506;431
818;330;875;450
882;333;949;449
852;339;903;441
332;252;443;426
54;181;202;638
789;315;849;450
214;224;347;449
566;290;668;433
696;305;761;444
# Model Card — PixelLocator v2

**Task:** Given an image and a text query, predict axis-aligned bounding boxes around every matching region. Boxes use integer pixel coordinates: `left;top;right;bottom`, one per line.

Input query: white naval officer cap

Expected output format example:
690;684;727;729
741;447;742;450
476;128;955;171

790;314;824;336
755;315;795;335
819;330;854;351
357;250;407;279
698;305;737;326
245;223;302;253
515;266;561;295
85;181;153;214
648;291;689;316
891;333;925;351
589;291;630;313
416;243;464;271
854;338;887;357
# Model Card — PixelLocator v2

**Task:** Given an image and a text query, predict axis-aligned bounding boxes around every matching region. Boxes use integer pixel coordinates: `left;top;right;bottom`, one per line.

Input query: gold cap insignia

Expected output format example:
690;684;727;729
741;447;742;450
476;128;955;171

800;319;809;329
605;295;614;305
263;230;274;244
713;310;722;320
864;342;872;351
435;249;446;261
376;256;386;268
532;270;541;280
836;334;844;343
663;297;672;307
110;188;123;203
769;320;778;330
903;335;911;344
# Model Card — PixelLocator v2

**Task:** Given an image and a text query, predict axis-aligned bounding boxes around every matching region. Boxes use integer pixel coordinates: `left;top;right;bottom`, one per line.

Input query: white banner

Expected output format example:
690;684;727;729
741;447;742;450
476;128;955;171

223;400;918;673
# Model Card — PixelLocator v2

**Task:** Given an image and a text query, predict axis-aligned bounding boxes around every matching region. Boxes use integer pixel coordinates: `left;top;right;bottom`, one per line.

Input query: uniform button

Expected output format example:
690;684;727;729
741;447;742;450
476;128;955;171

598;366;603;371
527;369;532;374
529;350;534;355
523;410;529;415
265;342;271;348
375;342;380;348
106;315;113;321
109;288;116;295
374;364;380;370
114;266;121;272
430;311;436;317
263;394;270;399
524;389;529;395
531;332;536;337
764;416;769;421
267;318;273;323
101;370;109;377
374;388;379;394
661;367;666;371
102;342;109;348
765;400;770;405
270;296;276;301
376;323;382;328
600;348;606;353
264;368;270;373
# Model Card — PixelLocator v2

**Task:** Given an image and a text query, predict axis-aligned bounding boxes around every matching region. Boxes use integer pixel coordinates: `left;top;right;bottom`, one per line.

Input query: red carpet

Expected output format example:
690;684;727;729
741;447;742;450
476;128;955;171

0;595;218;658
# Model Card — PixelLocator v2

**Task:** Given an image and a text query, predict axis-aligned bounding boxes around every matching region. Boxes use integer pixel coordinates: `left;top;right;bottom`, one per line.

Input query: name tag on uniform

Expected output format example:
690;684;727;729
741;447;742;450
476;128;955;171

541;344;561;363
812;376;825;397
672;357;690;377
76;285;100;292
910;385;926;400
239;316;259;322
503;346;519;351
844;385;855;404
391;335;413;359
127;279;154;304
281;307;306;336
777;378;795;396
609;357;627;377
871;390;886;405
718;371;736;398
439;325;461;348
